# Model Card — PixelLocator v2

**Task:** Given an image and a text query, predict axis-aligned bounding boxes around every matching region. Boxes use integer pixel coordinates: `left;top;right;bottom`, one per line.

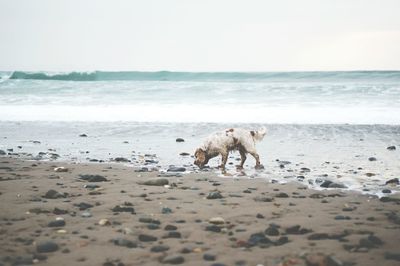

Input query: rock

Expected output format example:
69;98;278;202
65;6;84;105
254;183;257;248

167;166;186;172
138;234;157;242
164;224;178;231
151;245;170;252
385;252;400;261
179;152;190;156
209;217;225;225
275;236;289;246
147;224;160;230
138;178;169;186
162;207;173;214
385;178;399;185
54;167;68;172
78;174;108;182
285;225;312;235
368;157;377;161
81;211;92;218
207;191;223;199
382;189;392;194
176;138;185;142
334;215;351;220
275;192;289;198
113;238;137;248
113;157;130;162
203;254;216;261
256;213;265;219
48;219;66;227
161;254;185;264
36;241;59;253
112;205;135;214
98;218;111;226
79;134;87;137
387;146;396;151
163;231;182;238
320;180;347;188
139;217;161;224
0;150;6;155
84;184;100;189
205;225;222;233
254;196;274;202
43;189;65;199
308;233;329;240
53;207;68;215
264;226;280;236
74;202;94;210
247;232;272;247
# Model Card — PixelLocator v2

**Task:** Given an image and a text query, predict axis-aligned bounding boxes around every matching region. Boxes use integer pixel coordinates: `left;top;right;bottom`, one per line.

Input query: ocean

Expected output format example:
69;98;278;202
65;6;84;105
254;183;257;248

0;71;399;196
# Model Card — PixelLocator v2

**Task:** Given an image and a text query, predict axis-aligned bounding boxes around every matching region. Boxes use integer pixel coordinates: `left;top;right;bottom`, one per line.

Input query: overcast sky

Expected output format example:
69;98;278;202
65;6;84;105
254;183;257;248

1;0;399;71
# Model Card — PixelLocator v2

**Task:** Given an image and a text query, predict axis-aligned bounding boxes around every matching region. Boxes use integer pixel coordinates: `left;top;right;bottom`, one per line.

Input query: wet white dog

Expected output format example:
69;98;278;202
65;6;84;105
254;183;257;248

194;127;266;173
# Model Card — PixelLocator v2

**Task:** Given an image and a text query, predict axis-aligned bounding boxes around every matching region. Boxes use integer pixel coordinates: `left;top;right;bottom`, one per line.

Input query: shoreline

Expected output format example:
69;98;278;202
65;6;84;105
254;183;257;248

1;157;399;265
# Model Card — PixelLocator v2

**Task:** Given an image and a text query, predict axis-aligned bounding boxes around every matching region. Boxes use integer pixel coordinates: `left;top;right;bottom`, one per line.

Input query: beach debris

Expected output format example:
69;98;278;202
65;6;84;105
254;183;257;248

138;178;169;186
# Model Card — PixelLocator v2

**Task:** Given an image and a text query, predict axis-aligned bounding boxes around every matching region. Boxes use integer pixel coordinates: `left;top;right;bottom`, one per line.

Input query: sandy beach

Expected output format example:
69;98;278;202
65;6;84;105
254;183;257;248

1;157;399;266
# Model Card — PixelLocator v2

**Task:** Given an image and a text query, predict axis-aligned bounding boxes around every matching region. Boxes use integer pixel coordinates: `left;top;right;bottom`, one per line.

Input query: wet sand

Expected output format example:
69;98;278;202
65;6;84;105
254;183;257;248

0;157;400;266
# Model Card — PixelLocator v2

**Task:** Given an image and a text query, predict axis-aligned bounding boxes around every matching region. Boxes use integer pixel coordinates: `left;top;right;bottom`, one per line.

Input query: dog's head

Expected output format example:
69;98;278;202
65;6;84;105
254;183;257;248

194;148;208;168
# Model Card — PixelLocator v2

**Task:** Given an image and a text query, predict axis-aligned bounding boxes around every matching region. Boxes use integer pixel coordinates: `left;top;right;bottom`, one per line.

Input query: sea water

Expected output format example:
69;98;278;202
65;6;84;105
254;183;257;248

0;71;399;195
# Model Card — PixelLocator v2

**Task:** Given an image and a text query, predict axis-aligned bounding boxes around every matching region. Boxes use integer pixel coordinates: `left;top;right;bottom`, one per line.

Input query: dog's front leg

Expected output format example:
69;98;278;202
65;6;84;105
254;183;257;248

249;151;264;169
236;148;247;169
219;152;228;174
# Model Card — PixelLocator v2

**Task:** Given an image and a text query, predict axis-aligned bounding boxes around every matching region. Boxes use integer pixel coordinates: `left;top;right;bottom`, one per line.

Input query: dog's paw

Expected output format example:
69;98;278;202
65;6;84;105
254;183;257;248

235;165;244;170
255;164;265;170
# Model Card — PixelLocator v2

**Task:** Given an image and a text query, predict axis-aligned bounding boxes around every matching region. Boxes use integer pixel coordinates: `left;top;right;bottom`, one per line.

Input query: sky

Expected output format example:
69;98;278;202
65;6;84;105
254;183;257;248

0;0;399;72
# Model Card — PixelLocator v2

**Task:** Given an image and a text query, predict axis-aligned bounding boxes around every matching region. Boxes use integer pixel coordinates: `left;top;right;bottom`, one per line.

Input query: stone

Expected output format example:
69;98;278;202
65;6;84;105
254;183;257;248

54;167;68;172
162;207;173;214
285;225;312;234
36;241;59;253
385;178;399;185
387;146;396;151
179;152;190;156
138;234;157;242
320;180;347;188
151;245;170;252
139;217;160;224
0;150;6;155
203;254;216;261
48;219;66;227
112;205;135;214
113;157;130;162
113;238;137;248
139;178;169;186
368;157;377;161
264;226;280;236
275;236;289;246
385;252;400;261
161;255;184;264
78;174;107;182
167;166;186;172
308;233;329;240
79;134;87;137
43;189;65;199
382;189;392;194
81;211;92;218
98;219;111;226
205;225;221;233
163;231;181;238
207;191;223;199
74;202;94;210
275;192;289;198
164;224;178;231
176;138;185;142
248;232;272;247
209;217;225;225
254;196;274;202
334;215;351;220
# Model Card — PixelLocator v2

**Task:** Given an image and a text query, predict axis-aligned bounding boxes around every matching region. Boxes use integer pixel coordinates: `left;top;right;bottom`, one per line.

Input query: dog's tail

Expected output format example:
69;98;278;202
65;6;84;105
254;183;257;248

253;126;267;141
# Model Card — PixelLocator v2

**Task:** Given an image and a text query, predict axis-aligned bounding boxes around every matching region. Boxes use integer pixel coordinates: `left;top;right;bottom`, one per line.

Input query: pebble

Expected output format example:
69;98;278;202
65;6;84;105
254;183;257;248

203;254;216;261
385;252;400;261
162;207;173;214
81;211;92;218
163;231;182;238
205;225;222;233
167;166;186;172
161;254;185;264
138;234;157;242
36;241;59;253
112;205;135;214
75;202;94;210
368;157;377;161
264;226;280;236
176;138;185;142
139;178;169;186
164;224;178;231
385;178;399;185
151;245;170;252
43;189;65;199
54;167;68;172
48;219;66;227
113;238;137;248
98;218;111;226
387;145;396;151
207;191;223;199
209;217;225;224
78;174;108;182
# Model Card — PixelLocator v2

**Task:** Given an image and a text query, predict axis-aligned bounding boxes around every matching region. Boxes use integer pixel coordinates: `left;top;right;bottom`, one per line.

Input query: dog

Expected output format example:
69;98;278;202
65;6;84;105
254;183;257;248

194;127;266;173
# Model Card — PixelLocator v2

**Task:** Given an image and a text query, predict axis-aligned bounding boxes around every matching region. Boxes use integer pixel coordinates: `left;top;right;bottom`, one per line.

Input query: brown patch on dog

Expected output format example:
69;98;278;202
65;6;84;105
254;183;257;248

250;131;255;137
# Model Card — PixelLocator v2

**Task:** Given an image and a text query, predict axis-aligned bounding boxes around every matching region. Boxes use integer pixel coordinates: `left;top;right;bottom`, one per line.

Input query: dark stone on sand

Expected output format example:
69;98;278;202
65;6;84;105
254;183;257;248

207;191;223;199
164;224;178;231
161;254;184;264
48;220;66;227
334;215;351;220
112;205;135;214
256;213;265;219
79;134;87;137
167;166;186;172
368;157;377;161
385;178;399;185
0;150;6;155
380;197;400;203
175;138;185;142
147;224;160;230
113;157;130;162
308;233;329;240
309;193;326;199
74;202;94;210
78;174;108;182
139;178;169;186
139;217;161;224
138;234;157;242
320;180;347;188
205;225;221;233
151;245;170;252
162;207;173;214
387;145;396;151
265;226;280;236
43;189;65;199
203;254;216;261
254;196;274;202
36;241;59;253
163;231;182;238
386;212;400;224
29;208;50;214
275;192;289;198
179;152;190;156
385;252;400;261
382;189;392;194
285;225;312;235
53;207;68;215
248;232;272;247
113;238;137;248
275;236;289;246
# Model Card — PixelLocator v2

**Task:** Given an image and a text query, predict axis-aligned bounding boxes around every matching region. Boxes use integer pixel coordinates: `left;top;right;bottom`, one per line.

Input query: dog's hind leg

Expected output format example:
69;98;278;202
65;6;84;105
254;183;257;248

237;147;247;169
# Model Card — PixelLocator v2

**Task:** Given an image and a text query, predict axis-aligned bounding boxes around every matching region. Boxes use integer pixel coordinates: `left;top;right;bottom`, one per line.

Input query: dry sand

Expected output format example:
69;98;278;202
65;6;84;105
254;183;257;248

0;157;399;266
